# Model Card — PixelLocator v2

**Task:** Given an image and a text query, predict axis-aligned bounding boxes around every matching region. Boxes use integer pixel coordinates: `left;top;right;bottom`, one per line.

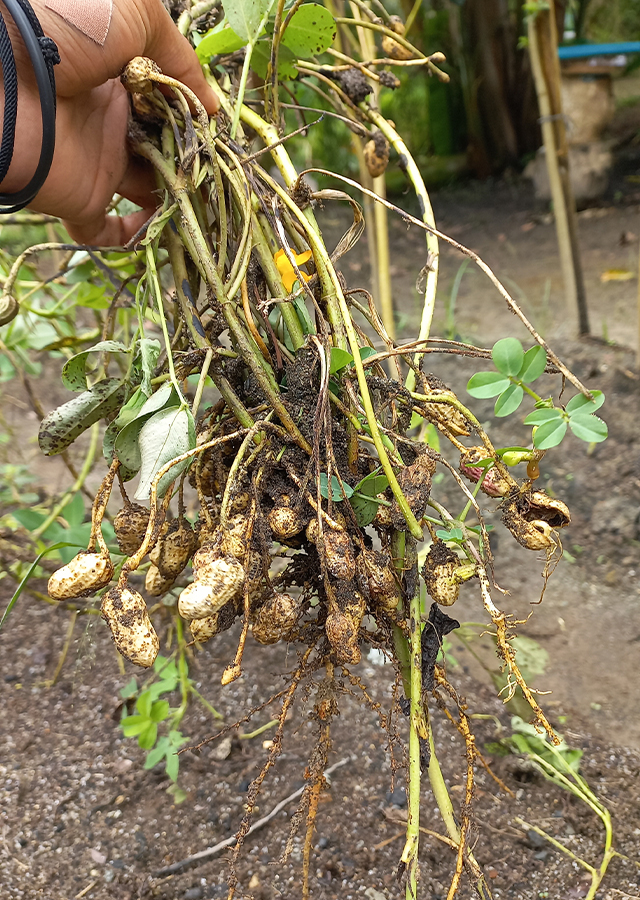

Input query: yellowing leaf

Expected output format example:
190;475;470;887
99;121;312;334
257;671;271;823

600;269;635;283
274;248;312;292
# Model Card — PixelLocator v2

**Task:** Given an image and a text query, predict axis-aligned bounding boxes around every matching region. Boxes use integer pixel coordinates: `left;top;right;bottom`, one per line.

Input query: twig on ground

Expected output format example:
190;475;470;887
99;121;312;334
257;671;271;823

153;757;350;877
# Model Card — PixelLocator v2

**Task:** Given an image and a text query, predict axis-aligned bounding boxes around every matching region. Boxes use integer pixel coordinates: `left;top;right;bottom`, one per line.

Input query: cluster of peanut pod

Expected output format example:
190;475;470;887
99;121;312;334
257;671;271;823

46;401;570;676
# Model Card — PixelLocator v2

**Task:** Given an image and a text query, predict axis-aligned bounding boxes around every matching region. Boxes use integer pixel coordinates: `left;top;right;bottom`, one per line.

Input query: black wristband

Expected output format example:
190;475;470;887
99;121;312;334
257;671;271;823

0;0;60;214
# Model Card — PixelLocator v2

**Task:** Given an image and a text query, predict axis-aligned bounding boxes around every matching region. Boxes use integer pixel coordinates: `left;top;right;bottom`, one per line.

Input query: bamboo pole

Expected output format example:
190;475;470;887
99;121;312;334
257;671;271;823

349;1;395;339
637;237;640;369
527;3;590;335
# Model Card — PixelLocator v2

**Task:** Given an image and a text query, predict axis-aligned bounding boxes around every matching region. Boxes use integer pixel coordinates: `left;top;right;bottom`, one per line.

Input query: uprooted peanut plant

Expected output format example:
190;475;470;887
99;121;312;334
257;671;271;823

0;2;609;898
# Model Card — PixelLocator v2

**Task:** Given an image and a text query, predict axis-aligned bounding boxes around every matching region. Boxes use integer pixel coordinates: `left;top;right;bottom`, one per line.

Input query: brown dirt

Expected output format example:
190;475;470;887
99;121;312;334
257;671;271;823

3;171;640;899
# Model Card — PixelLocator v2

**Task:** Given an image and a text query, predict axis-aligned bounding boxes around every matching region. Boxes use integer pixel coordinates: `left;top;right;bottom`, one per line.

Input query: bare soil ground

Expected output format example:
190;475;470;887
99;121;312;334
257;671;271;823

2;161;640;899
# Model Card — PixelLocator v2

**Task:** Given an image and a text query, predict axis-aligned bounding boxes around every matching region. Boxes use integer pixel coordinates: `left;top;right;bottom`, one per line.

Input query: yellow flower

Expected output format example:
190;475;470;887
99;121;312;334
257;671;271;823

274;248;313;292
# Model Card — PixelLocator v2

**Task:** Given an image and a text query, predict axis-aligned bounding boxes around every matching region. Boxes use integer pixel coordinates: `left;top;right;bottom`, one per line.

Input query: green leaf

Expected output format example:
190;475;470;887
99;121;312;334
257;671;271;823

61;340;129;391
150;699;170;722
494;384;524;417
349;469;388;527
144;737;170;770
12;508;47;531
517;345;547;383
115;387;149;428
138;721;158;750
137;382;180;418
491;338;524;377
568;413;608;443
121;715;150;737
523;408;563;425
136;691;153;718
435;527;463;542
154;655;179;679
354;471;389;496
75;283;111;310
329;347;353;374
168;730;189;748
291;295;315;335
196;23;247;60
60;492;85;528
137;338;161;397
359;346;377;363
250;39;298;79
141;203;180;246
66;259;96;283
533;418;568;449
281;4;336;57
222;0;276;43
38;379;126;456
319;473;354;501
511;635;549;681
467;371;510;399
166;783;188;803
148;679;178;702
114;383;179;473
565;390;605;415
134;405;196;501
349;495;380;527
119;677;138;700
165;750;180;782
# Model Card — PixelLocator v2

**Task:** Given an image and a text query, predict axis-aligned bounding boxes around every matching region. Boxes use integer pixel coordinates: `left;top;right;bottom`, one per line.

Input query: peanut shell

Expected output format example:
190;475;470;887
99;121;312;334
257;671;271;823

101;587;159;667
48;552;114;601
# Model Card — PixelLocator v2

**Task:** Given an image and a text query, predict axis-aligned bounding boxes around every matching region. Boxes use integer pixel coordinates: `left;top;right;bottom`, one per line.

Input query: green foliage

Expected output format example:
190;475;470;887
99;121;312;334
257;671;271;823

507;716;583;778
118;653;220;798
199;1;335;64
279;4;336;57
319;472;353;501
222;0;276;44
349;471;390;527
134;404;196;501
317;468;391;526
9;492;117;564
0;462;39;508
38;379;126;456
196;22;248;59
121;692;171;750
61;341;130;392
120;656;186;788
467;338;607;448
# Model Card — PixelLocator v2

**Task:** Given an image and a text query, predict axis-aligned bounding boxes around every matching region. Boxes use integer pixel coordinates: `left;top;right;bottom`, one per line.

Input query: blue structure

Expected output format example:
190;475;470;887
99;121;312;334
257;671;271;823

558;42;640;60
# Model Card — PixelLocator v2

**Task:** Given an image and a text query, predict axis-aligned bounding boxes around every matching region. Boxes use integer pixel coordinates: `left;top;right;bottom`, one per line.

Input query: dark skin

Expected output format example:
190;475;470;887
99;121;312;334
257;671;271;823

0;0;219;245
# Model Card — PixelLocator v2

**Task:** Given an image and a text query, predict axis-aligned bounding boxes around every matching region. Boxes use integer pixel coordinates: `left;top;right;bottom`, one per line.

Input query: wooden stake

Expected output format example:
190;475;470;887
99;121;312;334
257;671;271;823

528;3;590;335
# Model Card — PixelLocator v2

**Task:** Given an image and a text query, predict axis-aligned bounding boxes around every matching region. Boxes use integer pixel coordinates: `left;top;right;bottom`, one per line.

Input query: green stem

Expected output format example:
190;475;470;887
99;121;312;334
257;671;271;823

239;719;279;739
32;422;100;541
366;109;439;392
458;473;487;523
427;724;461;844
251;212;305;350
404;585;424;899
172;616;190;727
189;684;224;720
265;0;287;123
146;244;182;396
192;349;213;418
257;170;421;534
518;380;542;401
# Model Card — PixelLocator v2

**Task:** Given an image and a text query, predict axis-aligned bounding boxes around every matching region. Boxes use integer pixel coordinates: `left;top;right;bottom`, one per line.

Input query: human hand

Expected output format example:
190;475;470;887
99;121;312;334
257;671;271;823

0;0;219;245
